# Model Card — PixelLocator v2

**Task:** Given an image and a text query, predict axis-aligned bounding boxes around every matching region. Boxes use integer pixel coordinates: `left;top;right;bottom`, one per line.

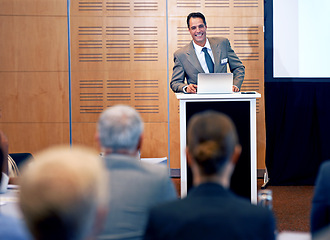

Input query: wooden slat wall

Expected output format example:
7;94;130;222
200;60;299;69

0;1;69;154
70;2;168;157
0;0;265;169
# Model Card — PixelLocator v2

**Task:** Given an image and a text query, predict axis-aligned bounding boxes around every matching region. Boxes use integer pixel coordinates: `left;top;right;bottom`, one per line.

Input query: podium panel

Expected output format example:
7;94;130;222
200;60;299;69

177;93;260;203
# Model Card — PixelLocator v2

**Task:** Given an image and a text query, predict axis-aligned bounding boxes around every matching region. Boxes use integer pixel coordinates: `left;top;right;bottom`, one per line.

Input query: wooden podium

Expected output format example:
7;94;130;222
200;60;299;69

176;92;261;203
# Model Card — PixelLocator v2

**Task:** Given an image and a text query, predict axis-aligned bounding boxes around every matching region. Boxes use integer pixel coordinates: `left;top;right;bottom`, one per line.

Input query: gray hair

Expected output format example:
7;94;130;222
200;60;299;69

98;105;144;153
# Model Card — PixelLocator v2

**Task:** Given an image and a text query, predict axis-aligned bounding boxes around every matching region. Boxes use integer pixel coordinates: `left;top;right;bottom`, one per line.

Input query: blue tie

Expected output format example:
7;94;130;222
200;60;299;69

202;47;214;73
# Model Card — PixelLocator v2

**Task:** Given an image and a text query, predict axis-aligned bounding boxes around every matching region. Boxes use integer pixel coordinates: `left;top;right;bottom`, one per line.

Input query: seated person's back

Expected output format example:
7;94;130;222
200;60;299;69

96;105;177;240
144;111;276;240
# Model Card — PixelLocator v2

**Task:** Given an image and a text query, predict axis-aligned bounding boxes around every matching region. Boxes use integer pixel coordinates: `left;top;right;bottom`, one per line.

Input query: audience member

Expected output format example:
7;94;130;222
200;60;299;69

19;146;108;240
0;114;20;181
311;160;330;236
144;111;276;240
0;131;31;239
96;105;177;240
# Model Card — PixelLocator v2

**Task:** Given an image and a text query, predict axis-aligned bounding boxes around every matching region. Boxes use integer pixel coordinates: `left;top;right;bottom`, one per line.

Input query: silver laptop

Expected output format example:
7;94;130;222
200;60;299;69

197;73;233;94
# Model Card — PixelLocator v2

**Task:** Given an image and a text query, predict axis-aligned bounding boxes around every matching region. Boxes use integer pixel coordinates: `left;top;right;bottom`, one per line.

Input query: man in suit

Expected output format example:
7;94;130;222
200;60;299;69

96;105;177;240
170;12;245;93
311;160;330;236
144;111;276;240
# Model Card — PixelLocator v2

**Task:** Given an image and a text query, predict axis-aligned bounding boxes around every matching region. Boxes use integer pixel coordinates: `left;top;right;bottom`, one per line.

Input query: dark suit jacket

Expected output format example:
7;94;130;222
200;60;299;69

144;183;276;240
170;37;245;93
311;160;330;235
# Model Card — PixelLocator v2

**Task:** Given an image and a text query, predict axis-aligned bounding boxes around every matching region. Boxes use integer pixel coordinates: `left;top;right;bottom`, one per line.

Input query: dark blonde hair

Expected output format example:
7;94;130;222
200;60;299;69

187;111;239;175
19;146;108;240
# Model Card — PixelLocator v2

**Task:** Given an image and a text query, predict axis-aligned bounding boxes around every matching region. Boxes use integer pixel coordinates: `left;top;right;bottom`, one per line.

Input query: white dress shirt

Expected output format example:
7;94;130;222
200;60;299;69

193;38;215;74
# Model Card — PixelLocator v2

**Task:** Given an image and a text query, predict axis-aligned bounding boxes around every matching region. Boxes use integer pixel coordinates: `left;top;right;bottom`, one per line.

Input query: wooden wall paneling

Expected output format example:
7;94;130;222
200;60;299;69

167;17;189;170
0;0;67;16
72;123;100;149
70;16;105;71
169;123;180;168
168;95;180;168
71;70;168;123
0;123;70;155
71;16;167;119
104;16;167;71
12;0;67;16
71;0;166;17
71;13;168;156
0;16;15;70
0;2;69;155
72;16;166;71
71;71;106;123
71;16;167;71
0;16;68;71
0;15;14;71
0;72;69;123
128;70;167;122
167;0;263;17
103;17;132;71
0;1;13;15
72;122;169;158
256;112;266;169
71;0;104;17
141;123;168;158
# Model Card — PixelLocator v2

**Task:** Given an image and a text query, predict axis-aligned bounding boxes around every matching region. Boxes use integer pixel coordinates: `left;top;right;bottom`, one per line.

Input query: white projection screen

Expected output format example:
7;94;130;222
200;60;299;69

273;0;330;78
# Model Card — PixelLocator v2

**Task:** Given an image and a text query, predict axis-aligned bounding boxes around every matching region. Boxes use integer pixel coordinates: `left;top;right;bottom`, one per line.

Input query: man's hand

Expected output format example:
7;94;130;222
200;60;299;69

186;84;197;94
232;85;239;92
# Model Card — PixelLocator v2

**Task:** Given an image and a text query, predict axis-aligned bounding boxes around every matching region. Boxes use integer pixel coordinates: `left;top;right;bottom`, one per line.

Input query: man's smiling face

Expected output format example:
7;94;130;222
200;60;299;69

188;17;207;47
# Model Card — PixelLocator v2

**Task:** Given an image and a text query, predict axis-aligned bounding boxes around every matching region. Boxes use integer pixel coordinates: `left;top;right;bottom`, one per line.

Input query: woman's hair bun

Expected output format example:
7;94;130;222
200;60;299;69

193;140;218;163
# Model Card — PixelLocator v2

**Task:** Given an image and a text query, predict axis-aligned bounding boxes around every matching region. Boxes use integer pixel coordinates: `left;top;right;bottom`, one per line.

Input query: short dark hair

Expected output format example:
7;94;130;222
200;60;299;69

187;12;206;28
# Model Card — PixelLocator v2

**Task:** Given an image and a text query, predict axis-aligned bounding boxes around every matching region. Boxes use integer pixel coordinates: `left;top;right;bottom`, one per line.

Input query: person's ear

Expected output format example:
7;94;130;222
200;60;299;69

186;148;194;167
95;132;101;148
231;144;242;165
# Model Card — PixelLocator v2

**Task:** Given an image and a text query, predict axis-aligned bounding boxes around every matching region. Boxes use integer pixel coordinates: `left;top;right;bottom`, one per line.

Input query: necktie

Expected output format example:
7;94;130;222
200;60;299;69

202;47;214;73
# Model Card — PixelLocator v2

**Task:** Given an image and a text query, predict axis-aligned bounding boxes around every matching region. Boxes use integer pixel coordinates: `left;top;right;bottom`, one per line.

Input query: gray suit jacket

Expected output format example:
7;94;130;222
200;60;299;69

170;37;245;93
98;154;177;240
